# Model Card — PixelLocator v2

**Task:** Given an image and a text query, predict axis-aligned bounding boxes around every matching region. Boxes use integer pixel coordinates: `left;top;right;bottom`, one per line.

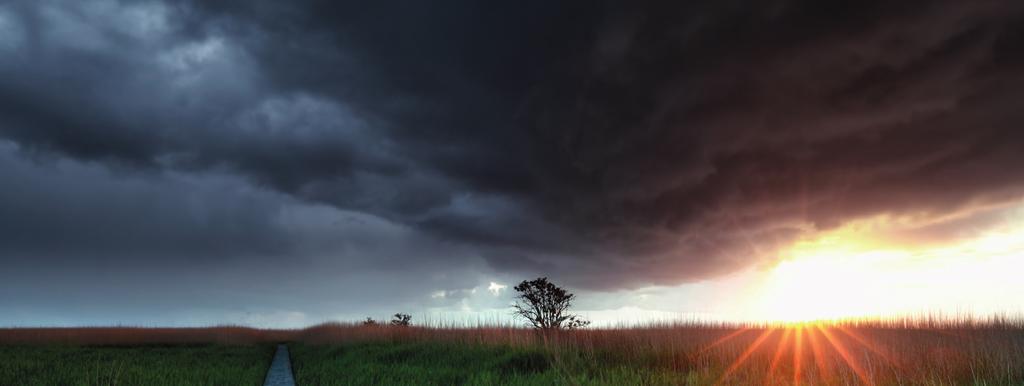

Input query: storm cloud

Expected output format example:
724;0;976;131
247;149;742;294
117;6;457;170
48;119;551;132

2;0;1024;300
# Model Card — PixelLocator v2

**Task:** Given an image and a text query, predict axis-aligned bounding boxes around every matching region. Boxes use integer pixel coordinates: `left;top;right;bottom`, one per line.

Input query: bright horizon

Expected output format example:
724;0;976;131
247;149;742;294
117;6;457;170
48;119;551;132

4;201;1023;328
3;202;1023;328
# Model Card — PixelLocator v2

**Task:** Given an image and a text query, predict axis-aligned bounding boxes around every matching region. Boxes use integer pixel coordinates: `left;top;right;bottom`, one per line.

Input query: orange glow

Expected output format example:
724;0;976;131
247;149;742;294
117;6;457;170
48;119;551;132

793;326;803;385
692;209;1024;383
706;323;895;385
768;327;792;375
806;326;830;379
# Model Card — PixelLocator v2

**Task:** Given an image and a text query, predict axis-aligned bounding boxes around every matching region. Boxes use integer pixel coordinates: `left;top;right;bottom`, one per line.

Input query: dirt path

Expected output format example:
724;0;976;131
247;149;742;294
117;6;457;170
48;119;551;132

263;344;296;386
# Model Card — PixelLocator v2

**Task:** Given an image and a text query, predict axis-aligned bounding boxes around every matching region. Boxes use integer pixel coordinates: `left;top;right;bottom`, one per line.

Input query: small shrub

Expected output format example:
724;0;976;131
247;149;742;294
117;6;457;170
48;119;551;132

391;313;412;327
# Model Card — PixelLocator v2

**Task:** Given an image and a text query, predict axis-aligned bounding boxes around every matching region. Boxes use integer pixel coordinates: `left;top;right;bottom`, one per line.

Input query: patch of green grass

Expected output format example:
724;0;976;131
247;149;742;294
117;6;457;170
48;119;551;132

290;341;707;385
0;344;275;386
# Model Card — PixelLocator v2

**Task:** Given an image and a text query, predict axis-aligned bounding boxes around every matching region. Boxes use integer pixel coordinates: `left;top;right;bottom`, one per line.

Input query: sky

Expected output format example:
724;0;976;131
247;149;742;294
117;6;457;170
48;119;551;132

2;0;1024;328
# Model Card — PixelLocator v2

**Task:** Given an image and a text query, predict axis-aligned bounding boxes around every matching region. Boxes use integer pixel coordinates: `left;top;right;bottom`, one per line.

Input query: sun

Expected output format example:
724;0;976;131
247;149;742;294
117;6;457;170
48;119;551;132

755;250;904;322
748;227;906;322
751;213;1024;323
754;244;900;322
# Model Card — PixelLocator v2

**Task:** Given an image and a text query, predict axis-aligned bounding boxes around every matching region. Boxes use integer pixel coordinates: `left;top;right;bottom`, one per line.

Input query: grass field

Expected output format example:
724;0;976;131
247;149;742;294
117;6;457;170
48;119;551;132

290;341;706;385
291;319;1024;385
2;320;1023;385
0;344;275;386
0;327;282;386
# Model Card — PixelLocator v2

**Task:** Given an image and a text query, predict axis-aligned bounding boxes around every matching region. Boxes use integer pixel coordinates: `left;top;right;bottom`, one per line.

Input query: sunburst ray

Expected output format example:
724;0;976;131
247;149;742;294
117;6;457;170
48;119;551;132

794;325;804;386
700;327;752;354
716;328;775;384
768;327;793;375
817;325;873;385
835;326;897;367
806;324;831;379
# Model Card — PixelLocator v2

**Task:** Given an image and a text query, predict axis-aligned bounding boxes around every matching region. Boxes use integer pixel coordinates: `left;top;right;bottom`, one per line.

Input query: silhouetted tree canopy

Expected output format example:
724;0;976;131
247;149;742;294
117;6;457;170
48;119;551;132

512;277;590;330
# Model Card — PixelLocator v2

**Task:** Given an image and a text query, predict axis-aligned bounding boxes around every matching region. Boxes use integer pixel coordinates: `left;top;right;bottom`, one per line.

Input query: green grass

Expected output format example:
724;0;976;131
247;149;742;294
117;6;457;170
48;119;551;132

0;344;276;386
290;341;710;385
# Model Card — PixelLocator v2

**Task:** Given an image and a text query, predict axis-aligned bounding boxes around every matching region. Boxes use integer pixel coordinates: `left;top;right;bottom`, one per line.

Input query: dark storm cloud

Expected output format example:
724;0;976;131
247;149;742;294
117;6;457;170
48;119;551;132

0;141;288;261
2;0;1024;291
518;0;1024;285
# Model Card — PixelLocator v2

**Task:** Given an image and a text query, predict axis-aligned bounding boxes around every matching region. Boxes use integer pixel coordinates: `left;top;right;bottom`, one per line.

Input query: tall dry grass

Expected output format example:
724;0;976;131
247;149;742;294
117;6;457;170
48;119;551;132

0;326;293;345
3;316;1022;384
291;317;1024;385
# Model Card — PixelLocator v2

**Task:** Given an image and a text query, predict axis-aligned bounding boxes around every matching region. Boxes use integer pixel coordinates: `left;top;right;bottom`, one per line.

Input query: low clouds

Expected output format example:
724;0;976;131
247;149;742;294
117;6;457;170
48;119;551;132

2;0;1024;307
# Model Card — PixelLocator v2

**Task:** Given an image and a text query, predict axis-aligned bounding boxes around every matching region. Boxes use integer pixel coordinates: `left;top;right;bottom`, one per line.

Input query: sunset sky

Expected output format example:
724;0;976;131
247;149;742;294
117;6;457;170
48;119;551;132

2;0;1024;327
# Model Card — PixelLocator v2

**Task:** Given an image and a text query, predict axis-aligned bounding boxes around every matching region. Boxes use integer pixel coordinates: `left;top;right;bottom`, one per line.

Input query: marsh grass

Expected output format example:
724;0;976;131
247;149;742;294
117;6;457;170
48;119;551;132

0;344;275;386
0;326;285;386
290;317;1024;385
0;326;293;346
2;317;1022;385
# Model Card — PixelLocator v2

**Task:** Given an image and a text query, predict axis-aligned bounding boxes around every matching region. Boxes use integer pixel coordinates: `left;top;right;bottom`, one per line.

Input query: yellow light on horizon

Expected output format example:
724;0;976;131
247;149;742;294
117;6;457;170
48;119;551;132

751;211;1024;322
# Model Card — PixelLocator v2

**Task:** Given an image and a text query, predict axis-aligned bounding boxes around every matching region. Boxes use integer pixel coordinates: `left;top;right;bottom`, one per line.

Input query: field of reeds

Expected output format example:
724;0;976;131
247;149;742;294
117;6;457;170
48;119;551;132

288;317;1024;385
2;317;1023;385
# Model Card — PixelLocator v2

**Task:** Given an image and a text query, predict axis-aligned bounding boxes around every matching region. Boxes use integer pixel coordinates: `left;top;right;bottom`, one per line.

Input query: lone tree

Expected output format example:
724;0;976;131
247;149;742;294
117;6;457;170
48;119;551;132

512;277;590;330
390;313;412;326
362;317;378;326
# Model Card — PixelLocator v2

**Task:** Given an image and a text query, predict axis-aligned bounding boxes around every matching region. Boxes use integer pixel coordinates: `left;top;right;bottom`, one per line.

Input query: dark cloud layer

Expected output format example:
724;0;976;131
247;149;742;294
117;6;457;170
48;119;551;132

2;0;1024;294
